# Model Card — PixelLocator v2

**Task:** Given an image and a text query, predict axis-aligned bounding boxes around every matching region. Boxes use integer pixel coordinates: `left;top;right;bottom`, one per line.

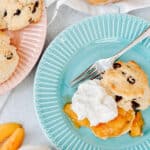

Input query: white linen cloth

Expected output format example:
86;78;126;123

0;92;11;113
46;0;150;15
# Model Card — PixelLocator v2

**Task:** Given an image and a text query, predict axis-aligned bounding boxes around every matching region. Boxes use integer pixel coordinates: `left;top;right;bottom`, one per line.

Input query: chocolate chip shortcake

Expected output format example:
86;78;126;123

64;60;147;139
0;0;43;30
0;31;19;83
100;61;150;111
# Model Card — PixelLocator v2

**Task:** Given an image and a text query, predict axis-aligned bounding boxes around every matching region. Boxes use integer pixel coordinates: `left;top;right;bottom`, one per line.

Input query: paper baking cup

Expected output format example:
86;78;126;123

0;8;47;95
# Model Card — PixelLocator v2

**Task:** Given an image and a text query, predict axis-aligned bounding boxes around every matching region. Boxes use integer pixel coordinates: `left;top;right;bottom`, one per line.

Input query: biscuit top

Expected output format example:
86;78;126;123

101;61;148;99
0;32;19;83
0;0;43;30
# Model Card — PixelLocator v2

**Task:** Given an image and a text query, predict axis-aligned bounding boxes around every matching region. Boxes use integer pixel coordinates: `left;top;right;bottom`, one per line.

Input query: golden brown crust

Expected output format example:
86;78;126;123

0;32;19;83
0;0;43;30
35;0;43;23
100;61;150;111
101;61;148;98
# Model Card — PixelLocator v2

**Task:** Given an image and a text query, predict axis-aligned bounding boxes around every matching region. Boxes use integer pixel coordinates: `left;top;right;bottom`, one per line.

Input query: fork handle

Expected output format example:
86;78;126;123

111;26;150;62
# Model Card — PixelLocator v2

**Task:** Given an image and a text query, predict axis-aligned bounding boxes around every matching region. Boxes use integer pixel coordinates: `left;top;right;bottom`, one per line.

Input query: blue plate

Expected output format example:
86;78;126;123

34;14;150;150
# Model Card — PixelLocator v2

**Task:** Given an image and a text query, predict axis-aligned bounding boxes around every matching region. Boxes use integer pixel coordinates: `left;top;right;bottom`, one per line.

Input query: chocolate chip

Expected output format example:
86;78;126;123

14;9;21;16
132;98;136;101
100;71;105;74
127;76;136;84
35;1;39;7
127;65;130;68
3;10;7;17
115;95;122;102
131;101;140;112
121;71;126;75
28;18;32;23
32;1;39;13
129;131;131;134
113;63;121;69
5;52;13;60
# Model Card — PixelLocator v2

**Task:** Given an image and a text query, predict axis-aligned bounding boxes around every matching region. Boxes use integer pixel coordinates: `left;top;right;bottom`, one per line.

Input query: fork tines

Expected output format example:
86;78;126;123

70;64;100;87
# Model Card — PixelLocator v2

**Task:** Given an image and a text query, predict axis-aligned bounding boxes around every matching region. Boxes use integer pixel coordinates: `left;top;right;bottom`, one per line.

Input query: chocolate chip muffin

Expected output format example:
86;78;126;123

0;31;19;83
0;0;43;31
100;61;150;111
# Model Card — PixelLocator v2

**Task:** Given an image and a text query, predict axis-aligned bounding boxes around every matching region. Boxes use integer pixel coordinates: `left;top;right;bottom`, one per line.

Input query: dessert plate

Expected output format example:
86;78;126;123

34;14;150;150
0;8;47;95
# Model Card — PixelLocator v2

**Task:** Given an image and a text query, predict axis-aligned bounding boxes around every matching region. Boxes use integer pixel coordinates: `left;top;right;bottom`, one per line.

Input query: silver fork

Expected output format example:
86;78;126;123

71;26;150;87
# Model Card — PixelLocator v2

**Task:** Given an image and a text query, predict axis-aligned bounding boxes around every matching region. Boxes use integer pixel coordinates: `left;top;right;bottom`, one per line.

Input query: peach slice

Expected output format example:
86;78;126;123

64;103;90;128
64;104;135;139
129;112;144;137
0;123;22;143
91;108;135;139
0;127;25;150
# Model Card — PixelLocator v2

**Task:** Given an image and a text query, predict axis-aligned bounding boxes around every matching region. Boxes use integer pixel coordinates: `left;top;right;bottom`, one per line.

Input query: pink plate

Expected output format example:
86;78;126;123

0;8;47;95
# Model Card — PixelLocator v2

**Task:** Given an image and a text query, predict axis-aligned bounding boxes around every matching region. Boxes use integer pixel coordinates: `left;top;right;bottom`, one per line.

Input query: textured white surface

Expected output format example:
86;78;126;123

0;5;150;150
45;0;150;15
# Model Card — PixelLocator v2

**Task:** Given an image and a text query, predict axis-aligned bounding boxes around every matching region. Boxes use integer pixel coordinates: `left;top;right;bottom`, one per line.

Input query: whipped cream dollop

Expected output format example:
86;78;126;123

71;79;118;126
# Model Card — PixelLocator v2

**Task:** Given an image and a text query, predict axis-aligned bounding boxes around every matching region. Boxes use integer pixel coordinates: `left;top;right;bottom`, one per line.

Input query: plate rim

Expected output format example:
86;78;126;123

0;8;47;95
34;13;150;150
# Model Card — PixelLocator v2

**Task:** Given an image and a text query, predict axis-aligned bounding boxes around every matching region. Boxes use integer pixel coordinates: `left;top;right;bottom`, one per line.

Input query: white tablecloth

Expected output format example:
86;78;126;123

0;4;150;150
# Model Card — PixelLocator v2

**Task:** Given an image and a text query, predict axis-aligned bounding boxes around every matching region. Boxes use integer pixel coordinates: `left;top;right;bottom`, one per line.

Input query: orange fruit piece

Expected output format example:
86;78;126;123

91;108;135;139
0;123;22;143
64;103;135;139
64;103;90;128
0;127;25;150
129;111;144;137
